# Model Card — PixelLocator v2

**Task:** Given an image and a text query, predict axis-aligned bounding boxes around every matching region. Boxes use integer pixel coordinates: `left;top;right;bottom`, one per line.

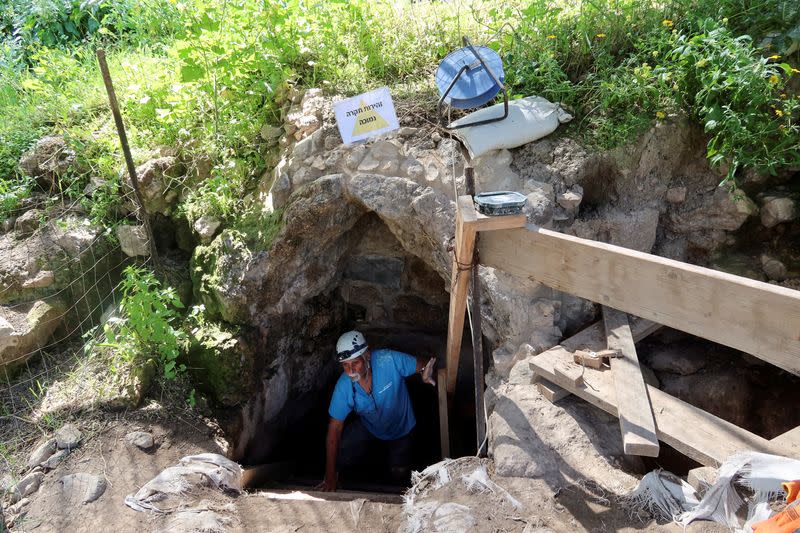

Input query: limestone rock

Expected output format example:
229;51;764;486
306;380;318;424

27;439;56;469
523;183;554;227
14;209;41;236
19;136;76;189
569;207;660;253
131;156;184;215
10;471;43;503
473;149;521;191
491;342;518;379
759;194;796;228
761;254;788;281
116;225;150;257
57;473;106;504
292;128;323;161
51;219;101;257
260;124;282;142
267;172;292;210
666;186;687;204
125;431;155;450
193;215;221;245
185;320;256;406
556;185;583;214
669;186;756;233
357;141;400;174
55;423;81;450
41;449;69;470
0;300;63;373
20;270;54;289
191;230;255;323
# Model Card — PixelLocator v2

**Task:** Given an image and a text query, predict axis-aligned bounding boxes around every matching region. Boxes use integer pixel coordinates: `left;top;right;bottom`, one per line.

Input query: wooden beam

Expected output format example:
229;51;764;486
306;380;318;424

445;196;478;393
531;319;659;404
479;226;800;375
530;327;798;466
536;379;570;403
603;307;660;457
437;368;450;458
474;211;527;232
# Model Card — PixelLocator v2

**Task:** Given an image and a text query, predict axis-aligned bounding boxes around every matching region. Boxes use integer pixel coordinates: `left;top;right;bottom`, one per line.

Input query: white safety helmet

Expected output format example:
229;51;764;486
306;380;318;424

336;330;368;362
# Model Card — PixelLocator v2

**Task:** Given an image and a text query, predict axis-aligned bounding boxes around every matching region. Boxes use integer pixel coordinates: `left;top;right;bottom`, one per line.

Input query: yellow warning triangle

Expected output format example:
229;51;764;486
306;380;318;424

352;100;389;136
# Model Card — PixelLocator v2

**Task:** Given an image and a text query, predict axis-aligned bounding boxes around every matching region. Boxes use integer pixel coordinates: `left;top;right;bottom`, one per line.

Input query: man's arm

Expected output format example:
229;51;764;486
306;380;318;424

322;417;344;491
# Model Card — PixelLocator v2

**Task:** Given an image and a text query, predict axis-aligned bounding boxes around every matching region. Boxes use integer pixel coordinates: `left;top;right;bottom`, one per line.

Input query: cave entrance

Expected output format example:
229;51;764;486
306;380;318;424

239;213;482;494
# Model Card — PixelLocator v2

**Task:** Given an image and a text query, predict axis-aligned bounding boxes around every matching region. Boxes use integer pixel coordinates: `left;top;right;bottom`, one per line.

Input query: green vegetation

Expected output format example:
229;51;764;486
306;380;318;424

0;0;798;219
101;265;185;380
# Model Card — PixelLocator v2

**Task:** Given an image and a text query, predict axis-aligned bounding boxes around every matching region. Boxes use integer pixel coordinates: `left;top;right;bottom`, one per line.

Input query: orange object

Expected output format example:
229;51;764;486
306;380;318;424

751;480;800;533
784;481;800;505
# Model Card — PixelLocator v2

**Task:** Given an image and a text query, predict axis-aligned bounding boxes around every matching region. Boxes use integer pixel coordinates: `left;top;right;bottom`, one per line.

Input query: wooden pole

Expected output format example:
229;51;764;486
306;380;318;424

464;167;486;455
437;368;450;458
96;49;158;262
445;198;477;393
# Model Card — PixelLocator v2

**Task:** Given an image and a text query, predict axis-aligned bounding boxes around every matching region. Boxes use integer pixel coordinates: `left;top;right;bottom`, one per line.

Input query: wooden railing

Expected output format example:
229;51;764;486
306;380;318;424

444;194;800;464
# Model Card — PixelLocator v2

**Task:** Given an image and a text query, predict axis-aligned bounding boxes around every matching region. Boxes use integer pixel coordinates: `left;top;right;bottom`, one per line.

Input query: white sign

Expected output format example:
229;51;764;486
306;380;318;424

333;87;399;144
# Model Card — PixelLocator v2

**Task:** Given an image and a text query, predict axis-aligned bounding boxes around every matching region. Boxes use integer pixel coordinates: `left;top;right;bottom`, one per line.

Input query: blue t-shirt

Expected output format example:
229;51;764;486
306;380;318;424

328;349;417;440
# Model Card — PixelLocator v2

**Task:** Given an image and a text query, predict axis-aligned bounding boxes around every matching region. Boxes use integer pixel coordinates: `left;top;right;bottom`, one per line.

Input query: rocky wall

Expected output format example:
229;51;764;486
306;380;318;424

191;87;798;463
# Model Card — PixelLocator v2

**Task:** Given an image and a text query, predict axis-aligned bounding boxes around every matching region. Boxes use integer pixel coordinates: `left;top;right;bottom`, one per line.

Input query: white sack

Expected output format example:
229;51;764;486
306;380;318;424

451;96;572;158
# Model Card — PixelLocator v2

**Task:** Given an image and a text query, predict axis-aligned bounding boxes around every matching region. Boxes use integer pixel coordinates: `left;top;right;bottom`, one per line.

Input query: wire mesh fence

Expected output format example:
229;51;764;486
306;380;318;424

0;180;154;477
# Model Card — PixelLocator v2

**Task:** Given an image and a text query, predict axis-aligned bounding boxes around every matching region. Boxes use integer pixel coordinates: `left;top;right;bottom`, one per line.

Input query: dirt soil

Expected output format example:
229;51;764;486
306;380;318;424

5;404;732;533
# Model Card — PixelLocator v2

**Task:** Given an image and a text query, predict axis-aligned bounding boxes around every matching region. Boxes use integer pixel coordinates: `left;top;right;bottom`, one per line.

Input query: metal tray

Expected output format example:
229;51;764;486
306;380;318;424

474;191;527;216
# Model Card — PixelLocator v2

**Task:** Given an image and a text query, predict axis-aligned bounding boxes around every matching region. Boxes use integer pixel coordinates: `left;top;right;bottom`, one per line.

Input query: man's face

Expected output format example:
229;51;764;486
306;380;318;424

342;353;368;381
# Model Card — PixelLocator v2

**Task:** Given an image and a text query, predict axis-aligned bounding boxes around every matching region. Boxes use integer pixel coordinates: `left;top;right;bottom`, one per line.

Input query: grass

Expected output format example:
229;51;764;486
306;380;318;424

0;0;797;225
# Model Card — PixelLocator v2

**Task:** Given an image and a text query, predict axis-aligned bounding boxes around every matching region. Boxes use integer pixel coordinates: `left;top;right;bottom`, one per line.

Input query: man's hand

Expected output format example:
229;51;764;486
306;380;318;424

421;357;436;386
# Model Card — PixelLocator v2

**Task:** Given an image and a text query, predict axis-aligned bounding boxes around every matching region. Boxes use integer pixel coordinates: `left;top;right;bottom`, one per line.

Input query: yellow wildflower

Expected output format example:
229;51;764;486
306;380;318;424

547;35;556;39
596;33;606;38
656;111;666;119
696;58;708;68
768;74;780;84
662;19;673;27
780;93;788;99
651;50;659;57
774;108;784;117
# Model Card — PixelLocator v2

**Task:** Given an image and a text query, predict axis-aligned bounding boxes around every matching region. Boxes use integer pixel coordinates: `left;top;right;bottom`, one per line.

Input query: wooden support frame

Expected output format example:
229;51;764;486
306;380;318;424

479;226;800;375
530;321;798;466
603;307;660;457
445;196;526;394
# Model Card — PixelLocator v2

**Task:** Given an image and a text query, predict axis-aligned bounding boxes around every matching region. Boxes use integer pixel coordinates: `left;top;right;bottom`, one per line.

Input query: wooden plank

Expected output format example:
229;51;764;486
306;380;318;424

445;196;478;393
437;368;450;458
603;307;660;457
474;211;527;232
479;226;800;375
260;488;403;504
536;379;570;403
530;327;798;466
554;360;584;386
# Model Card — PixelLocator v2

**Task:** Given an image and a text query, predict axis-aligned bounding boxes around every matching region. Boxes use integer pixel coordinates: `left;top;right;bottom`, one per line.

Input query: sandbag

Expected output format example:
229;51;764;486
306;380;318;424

451;96;572;158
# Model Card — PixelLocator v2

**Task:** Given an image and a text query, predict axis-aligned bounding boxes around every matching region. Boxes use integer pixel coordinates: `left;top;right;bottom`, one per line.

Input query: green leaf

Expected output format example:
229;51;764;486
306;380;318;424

180;62;206;83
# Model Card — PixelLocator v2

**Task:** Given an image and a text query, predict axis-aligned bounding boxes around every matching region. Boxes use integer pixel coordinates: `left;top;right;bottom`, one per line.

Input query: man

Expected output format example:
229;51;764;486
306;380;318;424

320;330;436;491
